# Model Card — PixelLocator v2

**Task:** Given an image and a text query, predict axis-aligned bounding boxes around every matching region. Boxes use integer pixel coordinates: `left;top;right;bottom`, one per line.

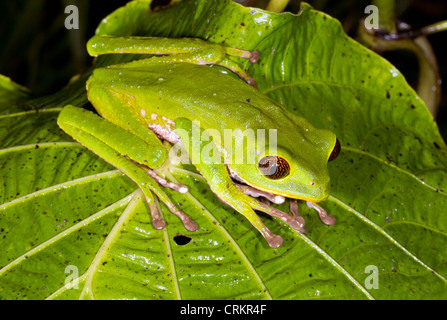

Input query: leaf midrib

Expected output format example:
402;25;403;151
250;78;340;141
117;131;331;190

78;190;141;299
0;187;134;279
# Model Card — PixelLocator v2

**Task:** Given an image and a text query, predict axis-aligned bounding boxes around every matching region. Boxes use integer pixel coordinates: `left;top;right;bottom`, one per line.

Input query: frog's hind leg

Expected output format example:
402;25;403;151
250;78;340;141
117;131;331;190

87;35;259;87
58;105;198;233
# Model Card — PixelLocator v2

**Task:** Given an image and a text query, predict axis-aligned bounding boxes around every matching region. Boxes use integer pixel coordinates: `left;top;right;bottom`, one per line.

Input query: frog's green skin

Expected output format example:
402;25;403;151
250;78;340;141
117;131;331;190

57;35;339;248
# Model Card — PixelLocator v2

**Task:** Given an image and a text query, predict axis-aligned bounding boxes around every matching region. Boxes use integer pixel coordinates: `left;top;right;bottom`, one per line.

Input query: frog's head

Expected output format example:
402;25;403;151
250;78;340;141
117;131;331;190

228;126;340;203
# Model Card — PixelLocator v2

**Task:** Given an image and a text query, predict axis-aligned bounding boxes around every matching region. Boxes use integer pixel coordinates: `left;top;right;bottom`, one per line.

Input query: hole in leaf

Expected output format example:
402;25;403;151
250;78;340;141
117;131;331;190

173;234;192;246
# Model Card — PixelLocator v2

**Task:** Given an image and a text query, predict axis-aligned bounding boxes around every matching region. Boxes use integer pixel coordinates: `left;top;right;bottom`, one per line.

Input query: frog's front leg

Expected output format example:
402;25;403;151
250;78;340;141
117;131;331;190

57;105;198;232
87;35;259;87
175;118;308;248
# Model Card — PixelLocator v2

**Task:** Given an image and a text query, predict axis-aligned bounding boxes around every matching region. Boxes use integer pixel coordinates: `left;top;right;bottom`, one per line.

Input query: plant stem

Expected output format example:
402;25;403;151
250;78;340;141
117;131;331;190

372;0;396;33
357;1;442;117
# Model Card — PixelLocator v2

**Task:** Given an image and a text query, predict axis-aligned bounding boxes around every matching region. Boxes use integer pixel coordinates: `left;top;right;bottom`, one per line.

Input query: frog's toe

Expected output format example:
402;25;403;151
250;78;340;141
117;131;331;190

169;208;199;232
249;50;259;63
152;218;166;230
183;217;199;232
306;201;336;226
321;214;336;226
148;201;166;229
266;234;283;249
289;215;306;232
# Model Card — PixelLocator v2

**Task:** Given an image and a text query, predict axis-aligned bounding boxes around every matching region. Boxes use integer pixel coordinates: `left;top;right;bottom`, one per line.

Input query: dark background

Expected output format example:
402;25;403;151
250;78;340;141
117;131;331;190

1;0;446;139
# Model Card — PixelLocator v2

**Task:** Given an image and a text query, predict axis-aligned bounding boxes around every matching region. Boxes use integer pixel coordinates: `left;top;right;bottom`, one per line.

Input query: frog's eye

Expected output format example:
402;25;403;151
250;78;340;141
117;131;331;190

328;138;340;162
258;156;290;180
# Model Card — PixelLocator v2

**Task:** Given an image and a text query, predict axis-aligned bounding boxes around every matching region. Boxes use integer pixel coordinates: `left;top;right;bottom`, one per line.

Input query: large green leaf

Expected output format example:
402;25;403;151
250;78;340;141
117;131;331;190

1;0;446;300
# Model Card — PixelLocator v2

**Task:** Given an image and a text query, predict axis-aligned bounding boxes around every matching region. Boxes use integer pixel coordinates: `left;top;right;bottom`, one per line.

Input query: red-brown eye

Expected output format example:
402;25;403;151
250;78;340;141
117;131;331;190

329;138;340;161
258;156;290;180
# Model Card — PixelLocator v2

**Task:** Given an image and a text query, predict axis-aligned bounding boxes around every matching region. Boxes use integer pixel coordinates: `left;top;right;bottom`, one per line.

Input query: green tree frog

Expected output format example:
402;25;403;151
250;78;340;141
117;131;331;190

57;35;340;248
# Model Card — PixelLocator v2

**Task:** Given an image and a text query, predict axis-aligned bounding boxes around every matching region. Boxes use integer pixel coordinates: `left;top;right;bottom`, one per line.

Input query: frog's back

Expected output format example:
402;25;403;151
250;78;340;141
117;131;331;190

89;62;330;160
94;63;294;131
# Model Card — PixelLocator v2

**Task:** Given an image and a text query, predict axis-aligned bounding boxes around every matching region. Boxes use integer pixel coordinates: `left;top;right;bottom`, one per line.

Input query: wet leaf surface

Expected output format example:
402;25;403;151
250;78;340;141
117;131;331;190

1;0;446;299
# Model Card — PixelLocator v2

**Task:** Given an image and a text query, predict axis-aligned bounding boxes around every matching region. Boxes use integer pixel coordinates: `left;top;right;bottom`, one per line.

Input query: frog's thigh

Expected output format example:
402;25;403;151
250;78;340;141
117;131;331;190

86;77;167;168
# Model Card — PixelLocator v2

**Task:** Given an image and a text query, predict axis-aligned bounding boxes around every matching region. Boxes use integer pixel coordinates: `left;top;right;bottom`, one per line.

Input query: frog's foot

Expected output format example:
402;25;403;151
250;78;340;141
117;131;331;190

129;164;198;232
217;59;258;89
146;194;198;232
142;186;198;232
147;197;198;232
212;191;283;248
205;46;259;88
232;183;307;234
264;232;284;249
251;199;307;233
163;201;199;232
306;201;336;226
148;170;198;230
227;48;259;64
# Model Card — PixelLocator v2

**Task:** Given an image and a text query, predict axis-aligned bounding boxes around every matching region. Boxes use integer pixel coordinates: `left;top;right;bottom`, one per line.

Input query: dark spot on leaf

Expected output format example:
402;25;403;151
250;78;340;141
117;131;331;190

173;234;192;246
386;90;390;99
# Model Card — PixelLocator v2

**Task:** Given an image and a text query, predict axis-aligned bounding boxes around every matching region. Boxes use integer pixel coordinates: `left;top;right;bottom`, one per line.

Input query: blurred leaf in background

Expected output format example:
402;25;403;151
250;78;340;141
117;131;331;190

0;0;129;96
236;0;447;137
1;1;445;132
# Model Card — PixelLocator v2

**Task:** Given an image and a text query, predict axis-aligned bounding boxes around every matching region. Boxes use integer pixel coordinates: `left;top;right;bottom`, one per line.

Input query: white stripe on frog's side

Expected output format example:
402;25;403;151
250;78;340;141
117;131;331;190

148;122;179;144
148;114;179;144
